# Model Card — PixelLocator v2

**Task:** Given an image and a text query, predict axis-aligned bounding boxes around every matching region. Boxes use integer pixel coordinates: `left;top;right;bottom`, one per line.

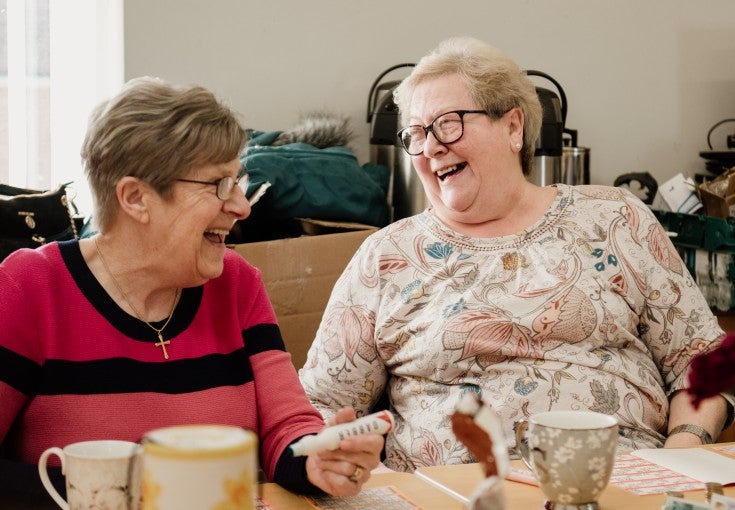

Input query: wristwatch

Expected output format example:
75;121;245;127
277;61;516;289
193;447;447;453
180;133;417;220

668;423;715;444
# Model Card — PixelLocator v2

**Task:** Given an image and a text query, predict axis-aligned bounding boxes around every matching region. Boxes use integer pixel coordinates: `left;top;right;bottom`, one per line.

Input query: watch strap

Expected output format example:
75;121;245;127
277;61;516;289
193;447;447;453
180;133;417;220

668;423;715;444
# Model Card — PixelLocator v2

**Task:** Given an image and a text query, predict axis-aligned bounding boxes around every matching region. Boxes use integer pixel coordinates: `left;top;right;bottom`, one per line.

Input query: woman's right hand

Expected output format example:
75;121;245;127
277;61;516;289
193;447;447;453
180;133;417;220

304;407;384;496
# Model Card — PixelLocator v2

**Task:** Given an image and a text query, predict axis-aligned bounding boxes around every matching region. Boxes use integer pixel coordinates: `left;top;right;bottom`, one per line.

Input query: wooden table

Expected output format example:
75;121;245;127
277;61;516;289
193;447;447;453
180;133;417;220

415;456;735;509
261;471;466;509
23;447;734;509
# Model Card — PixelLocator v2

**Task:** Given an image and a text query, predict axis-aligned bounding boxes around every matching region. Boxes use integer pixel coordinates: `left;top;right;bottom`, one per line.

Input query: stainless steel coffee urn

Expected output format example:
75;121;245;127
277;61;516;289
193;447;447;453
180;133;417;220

367;64;424;222
527;70;590;186
532;85;563;186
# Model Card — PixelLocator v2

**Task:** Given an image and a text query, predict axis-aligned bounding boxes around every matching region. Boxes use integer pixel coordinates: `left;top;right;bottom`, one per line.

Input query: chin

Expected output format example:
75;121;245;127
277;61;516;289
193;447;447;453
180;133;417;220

201;262;225;281
195;252;226;282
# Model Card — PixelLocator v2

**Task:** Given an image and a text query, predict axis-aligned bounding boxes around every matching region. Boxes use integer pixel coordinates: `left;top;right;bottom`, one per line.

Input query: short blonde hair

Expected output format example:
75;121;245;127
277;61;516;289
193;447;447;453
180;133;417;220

81;77;246;231
393;37;542;175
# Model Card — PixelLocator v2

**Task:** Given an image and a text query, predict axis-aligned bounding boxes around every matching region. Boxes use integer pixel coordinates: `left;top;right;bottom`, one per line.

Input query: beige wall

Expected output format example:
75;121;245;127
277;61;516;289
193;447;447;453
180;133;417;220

123;0;735;187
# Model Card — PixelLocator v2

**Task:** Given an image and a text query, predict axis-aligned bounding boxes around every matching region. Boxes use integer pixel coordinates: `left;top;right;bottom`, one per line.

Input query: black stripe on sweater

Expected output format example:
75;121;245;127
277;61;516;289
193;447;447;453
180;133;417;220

2;324;288;396
243;323;286;355
38;349;253;395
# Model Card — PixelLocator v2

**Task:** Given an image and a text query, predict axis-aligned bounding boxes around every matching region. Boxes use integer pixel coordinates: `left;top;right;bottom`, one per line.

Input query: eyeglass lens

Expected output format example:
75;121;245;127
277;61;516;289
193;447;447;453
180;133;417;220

215;173;249;200
400;111;466;155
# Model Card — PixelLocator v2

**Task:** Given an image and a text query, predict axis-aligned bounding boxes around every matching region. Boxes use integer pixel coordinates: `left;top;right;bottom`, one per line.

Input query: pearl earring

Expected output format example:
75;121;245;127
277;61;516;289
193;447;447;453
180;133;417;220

515;143;522;149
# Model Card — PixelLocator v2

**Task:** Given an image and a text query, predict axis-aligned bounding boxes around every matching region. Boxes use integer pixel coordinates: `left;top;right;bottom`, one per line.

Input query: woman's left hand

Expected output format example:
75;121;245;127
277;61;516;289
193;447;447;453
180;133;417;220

305;407;385;496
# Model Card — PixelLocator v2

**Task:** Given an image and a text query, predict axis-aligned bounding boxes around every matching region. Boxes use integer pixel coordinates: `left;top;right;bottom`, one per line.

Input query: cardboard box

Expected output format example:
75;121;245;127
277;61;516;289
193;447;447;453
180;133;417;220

699;167;735;218
230;220;377;369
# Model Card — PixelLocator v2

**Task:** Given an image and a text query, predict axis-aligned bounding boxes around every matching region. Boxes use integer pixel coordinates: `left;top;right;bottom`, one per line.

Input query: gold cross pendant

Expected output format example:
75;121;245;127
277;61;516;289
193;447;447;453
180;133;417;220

154;333;171;360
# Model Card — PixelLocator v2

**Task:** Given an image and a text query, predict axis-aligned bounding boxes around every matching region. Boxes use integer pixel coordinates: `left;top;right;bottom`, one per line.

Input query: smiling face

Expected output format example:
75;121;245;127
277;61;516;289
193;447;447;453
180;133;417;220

153;158;250;285
407;73;527;228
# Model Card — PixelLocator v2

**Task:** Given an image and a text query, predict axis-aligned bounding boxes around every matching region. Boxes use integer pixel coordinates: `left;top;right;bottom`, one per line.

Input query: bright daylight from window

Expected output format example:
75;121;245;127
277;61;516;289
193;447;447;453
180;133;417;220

0;0;123;215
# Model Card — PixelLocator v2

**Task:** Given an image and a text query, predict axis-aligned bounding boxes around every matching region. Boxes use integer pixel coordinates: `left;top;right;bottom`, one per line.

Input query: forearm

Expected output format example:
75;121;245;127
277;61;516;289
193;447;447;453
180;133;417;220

665;390;728;447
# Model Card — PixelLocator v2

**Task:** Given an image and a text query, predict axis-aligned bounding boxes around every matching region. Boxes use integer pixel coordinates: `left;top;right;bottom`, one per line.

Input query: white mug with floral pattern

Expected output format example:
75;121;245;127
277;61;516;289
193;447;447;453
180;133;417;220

38;439;143;510
141;424;257;510
515;410;618;509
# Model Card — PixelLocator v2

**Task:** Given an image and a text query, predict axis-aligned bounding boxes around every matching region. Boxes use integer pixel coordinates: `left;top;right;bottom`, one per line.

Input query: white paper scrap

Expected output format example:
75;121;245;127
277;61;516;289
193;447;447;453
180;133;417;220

632;448;735;485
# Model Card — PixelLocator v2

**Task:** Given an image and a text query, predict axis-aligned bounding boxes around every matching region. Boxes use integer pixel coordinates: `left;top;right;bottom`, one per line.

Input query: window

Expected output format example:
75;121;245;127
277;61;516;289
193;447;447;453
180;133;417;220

0;0;123;214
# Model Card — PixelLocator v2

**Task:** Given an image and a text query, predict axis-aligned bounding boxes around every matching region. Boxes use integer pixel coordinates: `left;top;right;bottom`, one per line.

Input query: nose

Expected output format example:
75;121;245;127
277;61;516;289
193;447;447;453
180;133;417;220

224;185;251;221
422;130;448;158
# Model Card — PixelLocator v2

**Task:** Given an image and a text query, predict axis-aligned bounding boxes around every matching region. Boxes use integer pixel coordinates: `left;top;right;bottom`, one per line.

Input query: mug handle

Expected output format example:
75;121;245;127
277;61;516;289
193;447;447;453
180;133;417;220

38;447;69;510
514;419;533;471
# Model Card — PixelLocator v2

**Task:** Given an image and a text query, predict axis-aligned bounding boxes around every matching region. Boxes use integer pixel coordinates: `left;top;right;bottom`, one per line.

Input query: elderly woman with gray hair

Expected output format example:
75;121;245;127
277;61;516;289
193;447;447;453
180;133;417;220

300;36;732;471
0;77;382;505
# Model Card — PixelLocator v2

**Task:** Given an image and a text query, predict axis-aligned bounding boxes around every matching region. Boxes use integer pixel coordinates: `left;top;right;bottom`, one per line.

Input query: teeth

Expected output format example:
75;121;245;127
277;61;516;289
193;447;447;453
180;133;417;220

436;165;458;177
205;229;229;242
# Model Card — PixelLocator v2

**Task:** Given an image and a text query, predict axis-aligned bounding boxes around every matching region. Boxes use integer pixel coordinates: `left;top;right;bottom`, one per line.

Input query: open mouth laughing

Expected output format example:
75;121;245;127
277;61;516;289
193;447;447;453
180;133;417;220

204;229;229;244
436;162;467;181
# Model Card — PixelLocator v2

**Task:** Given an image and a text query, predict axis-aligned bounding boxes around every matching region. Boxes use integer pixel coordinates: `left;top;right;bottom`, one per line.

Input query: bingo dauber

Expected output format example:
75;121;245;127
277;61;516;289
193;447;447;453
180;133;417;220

290;410;395;457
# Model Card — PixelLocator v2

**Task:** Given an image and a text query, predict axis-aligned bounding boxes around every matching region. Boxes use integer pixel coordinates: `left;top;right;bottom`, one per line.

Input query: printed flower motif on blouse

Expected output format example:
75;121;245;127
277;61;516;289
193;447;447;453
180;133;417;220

589;379;620;415
514;376;538;396
401;280;425;303
443;298;466;318
442;309;537;366
424;242;454;259
501;251;527;271
378;255;410;275
644;221;684;276
321;303;376;365
532;287;596;345
590;248;618;272
411;428;447;467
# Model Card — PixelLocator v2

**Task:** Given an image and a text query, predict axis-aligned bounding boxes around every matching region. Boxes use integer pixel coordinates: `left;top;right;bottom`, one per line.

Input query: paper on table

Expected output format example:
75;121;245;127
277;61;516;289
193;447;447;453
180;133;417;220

632;448;735;485
307;486;421;509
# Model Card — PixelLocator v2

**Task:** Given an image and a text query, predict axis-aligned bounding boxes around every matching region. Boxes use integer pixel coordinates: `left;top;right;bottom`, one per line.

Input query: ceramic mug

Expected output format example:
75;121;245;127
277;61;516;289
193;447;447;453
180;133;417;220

141;424;257;510
515;410;618;509
38;439;143;510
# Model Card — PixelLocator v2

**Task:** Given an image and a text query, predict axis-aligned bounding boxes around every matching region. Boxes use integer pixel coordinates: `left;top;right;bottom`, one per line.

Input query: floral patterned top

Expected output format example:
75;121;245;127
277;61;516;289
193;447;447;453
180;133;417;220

299;184;726;472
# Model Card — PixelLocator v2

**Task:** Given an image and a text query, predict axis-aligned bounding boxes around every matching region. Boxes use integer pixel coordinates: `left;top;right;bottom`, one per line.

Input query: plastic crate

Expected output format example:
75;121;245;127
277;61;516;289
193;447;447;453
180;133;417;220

653;210;735;311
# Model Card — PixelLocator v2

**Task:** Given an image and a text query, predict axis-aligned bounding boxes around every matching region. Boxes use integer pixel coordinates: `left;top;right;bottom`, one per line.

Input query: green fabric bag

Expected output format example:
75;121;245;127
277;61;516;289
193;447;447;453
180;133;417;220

241;131;389;228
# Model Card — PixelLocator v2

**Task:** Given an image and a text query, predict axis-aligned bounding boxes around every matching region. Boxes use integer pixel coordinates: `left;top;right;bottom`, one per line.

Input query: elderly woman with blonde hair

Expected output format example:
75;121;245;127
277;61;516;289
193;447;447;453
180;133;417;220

300;36;732;471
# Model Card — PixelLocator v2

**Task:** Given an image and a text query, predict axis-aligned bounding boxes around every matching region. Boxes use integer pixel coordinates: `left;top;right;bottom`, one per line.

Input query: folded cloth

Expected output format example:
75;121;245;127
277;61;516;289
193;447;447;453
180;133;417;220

237;130;389;242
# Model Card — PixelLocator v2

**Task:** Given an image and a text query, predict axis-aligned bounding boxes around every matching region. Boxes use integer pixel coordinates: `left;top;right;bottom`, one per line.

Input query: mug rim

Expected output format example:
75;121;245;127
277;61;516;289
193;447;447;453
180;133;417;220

63;439;141;459
530;410;618;430
143;424;256;460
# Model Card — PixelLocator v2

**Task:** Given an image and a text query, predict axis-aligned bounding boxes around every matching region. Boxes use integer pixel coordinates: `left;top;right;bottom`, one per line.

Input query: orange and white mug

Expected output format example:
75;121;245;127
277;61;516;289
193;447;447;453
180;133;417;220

141;425;257;510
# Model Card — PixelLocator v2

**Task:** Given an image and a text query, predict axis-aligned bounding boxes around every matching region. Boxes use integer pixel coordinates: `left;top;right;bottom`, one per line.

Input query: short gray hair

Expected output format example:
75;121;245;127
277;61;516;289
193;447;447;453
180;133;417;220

81;76;246;231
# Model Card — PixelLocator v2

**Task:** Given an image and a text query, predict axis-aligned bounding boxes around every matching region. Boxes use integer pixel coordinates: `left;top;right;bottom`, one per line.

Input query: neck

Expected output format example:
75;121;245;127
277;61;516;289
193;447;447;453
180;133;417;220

434;183;556;238
90;235;180;322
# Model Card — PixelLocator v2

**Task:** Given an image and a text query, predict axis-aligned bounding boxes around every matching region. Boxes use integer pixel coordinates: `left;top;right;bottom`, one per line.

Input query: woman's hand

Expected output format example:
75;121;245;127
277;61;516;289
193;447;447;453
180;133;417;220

305;407;384;496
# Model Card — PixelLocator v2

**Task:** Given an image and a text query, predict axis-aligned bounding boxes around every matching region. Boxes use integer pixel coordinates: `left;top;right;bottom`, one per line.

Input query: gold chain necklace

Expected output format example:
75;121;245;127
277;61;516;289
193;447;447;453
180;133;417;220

94;237;180;360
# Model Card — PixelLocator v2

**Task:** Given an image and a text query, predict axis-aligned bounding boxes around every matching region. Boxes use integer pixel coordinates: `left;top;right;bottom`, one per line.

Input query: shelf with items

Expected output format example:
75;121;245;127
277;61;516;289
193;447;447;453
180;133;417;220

654;210;735;312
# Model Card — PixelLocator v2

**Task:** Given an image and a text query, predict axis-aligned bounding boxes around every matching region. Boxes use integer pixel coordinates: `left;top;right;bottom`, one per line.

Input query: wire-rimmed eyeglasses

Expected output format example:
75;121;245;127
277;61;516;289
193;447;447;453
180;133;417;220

397;109;507;156
176;166;249;201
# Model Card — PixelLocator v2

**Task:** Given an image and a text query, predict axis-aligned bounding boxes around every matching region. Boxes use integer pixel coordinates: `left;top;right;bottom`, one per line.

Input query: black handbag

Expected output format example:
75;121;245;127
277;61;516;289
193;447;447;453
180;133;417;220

0;182;79;262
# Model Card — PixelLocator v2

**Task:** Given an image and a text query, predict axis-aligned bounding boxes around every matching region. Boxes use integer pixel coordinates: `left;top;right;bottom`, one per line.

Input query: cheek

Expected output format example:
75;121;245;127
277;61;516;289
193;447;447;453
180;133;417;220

411;156;431;175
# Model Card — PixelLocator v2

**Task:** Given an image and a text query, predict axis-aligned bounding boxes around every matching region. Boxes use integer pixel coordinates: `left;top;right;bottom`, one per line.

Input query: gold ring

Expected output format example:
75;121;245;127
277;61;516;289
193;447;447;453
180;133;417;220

348;466;363;483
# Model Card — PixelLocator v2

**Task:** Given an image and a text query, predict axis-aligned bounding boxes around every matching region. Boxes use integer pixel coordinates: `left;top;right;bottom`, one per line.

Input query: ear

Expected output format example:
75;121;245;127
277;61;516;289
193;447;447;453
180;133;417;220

507;107;525;150
115;176;153;225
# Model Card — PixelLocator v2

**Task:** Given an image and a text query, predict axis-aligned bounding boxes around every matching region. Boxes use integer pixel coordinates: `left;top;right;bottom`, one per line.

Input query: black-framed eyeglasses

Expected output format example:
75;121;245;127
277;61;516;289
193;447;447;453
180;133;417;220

176;166;249;201
398;109;506;156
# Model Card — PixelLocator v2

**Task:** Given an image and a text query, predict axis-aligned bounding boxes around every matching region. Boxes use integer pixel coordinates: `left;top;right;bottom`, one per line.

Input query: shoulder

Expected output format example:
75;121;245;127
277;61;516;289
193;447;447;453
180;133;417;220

567;184;653;215
358;216;423;250
569;183;632;201
1;242;64;282
220;248;263;285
